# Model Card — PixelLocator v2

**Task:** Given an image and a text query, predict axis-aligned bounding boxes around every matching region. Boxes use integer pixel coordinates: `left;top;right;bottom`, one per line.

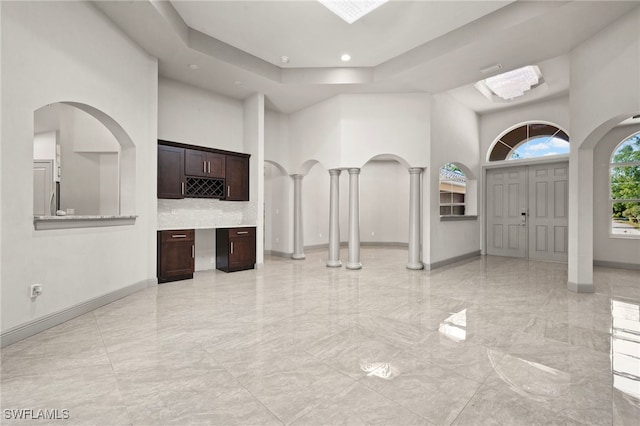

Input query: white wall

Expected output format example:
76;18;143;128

360;161;409;244
427;94;481;266
593;124;640;267
264;163;292;254
340;94;430;168
1;1;158;332
288;96;342;172
158;78;243;151
265;109;290;173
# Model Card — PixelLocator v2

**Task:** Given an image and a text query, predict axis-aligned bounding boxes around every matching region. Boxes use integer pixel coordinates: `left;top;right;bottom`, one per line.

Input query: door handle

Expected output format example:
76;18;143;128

521;210;527;226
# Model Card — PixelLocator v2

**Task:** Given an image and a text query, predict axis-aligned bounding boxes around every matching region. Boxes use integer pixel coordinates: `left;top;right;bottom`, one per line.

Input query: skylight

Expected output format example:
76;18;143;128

318;0;388;24
475;65;543;100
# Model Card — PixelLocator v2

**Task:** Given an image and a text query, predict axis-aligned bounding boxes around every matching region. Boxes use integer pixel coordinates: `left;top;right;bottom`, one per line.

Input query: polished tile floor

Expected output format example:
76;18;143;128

2;248;639;425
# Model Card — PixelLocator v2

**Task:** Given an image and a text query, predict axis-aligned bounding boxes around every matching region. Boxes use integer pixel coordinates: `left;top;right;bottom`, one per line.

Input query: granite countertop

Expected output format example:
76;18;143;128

34;215;138;221
157;224;256;231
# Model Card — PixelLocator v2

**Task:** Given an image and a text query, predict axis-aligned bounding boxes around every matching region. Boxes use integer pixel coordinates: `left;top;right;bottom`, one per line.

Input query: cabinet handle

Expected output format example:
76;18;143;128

237;231;249;234
192;245;195;258
227;185;230;198
203;161;207;173
181;182;185;195
172;234;187;238
208;161;211;174
231;241;234;254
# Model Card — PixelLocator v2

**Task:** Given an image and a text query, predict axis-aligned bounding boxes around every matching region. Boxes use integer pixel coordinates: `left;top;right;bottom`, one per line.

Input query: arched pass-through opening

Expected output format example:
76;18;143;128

33;101;136;229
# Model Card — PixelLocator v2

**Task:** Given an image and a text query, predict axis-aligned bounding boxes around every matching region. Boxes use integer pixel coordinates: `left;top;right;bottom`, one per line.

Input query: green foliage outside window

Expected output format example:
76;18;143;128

611;134;640;229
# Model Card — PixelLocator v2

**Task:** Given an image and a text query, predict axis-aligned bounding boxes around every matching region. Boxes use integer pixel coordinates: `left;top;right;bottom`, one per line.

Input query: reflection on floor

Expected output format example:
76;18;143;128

1;248;639;425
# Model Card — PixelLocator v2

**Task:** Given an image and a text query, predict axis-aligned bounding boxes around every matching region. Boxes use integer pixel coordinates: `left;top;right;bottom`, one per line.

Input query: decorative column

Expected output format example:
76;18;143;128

346;168;362;270
327;169;342;267
407;167;424;270
291;174;305;260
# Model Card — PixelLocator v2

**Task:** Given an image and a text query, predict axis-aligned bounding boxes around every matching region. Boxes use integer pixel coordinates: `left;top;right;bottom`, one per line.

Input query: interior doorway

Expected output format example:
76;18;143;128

486;161;568;262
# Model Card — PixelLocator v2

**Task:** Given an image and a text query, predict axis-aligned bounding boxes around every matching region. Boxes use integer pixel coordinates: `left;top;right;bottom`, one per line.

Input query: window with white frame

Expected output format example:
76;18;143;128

440;164;466;216
611;132;640;237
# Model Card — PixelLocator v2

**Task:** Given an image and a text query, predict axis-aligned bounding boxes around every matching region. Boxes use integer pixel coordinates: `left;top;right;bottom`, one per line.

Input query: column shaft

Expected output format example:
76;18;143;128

291;174;305;260
407;168;424;270
347;168;362;270
327;169;342;267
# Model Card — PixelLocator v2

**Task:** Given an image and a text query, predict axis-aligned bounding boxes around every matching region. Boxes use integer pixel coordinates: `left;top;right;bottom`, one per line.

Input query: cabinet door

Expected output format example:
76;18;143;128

160;240;194;278
185;149;209;177
207;153;226;178
158;145;184;199
229;236;256;269
226;155;249;201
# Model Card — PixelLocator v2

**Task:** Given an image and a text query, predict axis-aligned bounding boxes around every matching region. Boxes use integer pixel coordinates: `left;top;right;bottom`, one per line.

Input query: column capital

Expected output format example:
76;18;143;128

329;169;342;176
347;168;361;175
408;167;424;174
290;174;304;180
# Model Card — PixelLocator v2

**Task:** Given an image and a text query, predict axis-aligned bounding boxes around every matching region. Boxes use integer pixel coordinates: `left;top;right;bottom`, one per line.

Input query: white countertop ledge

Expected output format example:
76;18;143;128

158;224;256;231
34;215;137;230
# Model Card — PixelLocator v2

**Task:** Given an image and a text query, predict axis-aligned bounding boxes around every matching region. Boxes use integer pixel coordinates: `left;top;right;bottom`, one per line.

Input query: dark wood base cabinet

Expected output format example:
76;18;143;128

157;229;195;283
216;227;256;272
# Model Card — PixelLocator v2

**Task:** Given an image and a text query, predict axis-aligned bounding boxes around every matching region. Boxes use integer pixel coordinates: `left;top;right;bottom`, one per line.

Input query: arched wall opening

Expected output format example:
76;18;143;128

592;114;640;269
33;101;136;218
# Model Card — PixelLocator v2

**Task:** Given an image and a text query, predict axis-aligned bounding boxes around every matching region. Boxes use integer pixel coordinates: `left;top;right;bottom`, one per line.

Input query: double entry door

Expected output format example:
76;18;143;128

486;162;568;262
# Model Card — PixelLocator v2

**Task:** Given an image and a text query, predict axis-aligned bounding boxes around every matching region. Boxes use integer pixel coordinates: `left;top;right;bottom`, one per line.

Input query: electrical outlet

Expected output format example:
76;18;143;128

30;284;43;298
371;231;375;236
210;257;215;264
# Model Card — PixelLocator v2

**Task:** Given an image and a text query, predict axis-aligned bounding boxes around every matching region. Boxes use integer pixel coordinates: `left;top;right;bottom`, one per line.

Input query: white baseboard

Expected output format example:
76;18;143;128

593;260;640;271
425;250;481;270
1;279;155;348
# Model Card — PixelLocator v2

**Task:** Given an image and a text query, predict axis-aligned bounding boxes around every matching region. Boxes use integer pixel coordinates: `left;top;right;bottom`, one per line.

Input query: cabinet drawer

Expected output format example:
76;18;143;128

229;227;255;238
160;229;195;242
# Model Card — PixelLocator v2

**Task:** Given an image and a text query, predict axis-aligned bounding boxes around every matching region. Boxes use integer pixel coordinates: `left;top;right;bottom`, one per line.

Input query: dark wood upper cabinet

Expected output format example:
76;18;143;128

226;155;249;201
158;140;249;201
185;149;226;179
158;145;184;199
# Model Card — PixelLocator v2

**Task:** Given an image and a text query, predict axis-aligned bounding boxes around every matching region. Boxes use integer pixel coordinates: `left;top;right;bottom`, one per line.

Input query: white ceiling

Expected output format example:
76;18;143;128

172;0;513;68
93;0;638;114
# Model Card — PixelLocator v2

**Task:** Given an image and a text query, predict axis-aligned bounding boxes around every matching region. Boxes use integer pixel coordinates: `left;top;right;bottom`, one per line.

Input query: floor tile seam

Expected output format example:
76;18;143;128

354;375;438;425
91;310;137;426
197;341;286;425
447;343;509;426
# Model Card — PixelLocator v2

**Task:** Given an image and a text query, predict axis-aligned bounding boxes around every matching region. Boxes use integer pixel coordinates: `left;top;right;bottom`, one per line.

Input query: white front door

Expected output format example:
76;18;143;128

486;162;569;262
486;166;528;258
527;163;569;262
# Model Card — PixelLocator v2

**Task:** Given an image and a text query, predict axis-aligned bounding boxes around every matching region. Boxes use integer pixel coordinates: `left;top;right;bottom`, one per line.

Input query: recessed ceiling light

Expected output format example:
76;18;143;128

188;64;198;70
280;56;290;64
233;80;242;85
341;54;351;62
474;65;543;100
318;0;388;24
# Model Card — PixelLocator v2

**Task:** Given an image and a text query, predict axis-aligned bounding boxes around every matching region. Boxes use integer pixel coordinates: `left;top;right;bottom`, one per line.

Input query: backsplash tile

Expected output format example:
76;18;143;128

158;198;256;229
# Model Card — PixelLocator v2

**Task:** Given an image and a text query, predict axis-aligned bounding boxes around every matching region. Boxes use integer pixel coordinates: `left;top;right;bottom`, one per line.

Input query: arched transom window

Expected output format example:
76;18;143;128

489;123;569;161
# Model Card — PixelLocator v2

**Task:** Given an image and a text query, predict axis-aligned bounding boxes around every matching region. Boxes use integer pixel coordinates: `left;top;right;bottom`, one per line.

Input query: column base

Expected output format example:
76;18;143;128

291;254;306;260
346;262;362;270
567;280;594;293
406;262;424;270
326;260;342;268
